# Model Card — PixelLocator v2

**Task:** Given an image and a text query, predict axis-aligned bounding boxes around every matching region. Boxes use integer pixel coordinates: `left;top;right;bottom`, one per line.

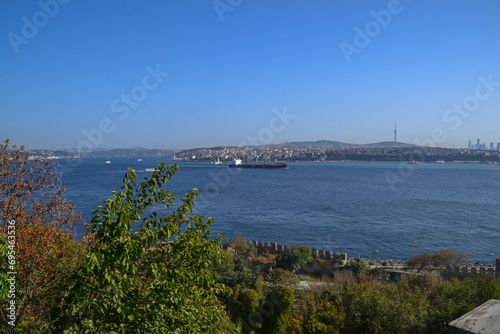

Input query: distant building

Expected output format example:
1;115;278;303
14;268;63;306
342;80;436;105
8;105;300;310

468;139;472;149
476;138;480;150
490;142;494;150
497;142;500;151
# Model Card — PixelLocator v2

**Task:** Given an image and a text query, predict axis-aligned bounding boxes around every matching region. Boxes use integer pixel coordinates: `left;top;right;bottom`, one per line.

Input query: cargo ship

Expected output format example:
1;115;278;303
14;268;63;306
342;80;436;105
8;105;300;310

228;159;289;169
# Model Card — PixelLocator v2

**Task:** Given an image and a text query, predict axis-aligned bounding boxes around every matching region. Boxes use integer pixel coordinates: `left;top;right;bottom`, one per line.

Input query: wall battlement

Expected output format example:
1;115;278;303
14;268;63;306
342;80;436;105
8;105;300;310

440;261;499;280
249;240;347;265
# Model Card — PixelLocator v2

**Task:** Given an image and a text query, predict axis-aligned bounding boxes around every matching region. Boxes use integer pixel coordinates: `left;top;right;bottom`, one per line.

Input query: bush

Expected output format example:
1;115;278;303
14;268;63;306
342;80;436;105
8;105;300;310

266;268;300;288
345;258;367;276
223;234;257;259
50;164;235;333
289;287;344;334
276;245;313;271
407;250;468;272
229;286;262;333
425;276;500;333
0;140;84;331
339;280;429;333
261;285;294;334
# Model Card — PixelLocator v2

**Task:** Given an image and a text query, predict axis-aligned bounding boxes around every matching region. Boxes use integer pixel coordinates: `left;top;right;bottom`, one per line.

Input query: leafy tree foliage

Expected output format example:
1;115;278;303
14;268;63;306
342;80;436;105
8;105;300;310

289;287;344;334
51;164;235;333
344;258;367;277
339;280;429;334
223;234;257;259
425;276;500;333
229;285;262;334
407;250;468;272
275;245;313;271
0;139;84;332
265;268;300;288
261;284;294;334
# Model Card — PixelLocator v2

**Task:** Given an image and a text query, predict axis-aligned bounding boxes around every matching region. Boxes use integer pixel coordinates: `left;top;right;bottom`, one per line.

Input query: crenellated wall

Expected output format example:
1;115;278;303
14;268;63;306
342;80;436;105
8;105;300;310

249;240;347;265
441;264;497;280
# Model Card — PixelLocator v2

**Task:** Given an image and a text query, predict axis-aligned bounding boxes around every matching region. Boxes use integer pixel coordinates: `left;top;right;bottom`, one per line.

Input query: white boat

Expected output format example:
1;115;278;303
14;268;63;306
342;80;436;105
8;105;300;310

145;168;157;172
105;160;111;164
214;157;222;165
137;159;143;162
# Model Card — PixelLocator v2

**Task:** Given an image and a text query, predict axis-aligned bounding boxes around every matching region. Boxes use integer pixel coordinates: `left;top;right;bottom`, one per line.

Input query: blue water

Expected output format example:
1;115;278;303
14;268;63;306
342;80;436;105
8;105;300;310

58;158;500;263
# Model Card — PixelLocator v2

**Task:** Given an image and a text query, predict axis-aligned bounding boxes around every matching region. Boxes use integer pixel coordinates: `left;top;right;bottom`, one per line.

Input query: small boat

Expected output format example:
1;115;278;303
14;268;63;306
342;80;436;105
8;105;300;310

105;160;111;164
145;168;157;172
214;157;222;165
137;159;143;162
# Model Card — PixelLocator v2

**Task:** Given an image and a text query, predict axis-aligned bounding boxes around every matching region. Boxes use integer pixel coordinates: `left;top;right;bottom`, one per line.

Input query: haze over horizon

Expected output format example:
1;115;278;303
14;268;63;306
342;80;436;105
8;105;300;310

2;1;500;151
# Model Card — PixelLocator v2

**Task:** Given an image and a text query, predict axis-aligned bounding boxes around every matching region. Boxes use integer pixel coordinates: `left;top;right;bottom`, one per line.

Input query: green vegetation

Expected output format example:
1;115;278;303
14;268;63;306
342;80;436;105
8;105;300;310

2;140;500;333
407;250;468;272
261;285;294;334
50;164;233;333
266;268;300;288
339;280;429;333
345;258;367;276
0;140;85;332
275;244;313;271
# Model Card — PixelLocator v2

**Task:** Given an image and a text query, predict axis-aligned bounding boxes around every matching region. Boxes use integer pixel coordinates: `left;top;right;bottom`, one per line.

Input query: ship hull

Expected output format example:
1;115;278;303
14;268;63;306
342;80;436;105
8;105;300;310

228;163;288;169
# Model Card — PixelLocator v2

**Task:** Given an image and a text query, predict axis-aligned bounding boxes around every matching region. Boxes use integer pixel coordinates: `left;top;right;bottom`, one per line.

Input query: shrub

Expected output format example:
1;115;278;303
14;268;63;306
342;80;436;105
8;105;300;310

0;140;84;331
276;245;313;271
261;285;294;334
50;164;235;333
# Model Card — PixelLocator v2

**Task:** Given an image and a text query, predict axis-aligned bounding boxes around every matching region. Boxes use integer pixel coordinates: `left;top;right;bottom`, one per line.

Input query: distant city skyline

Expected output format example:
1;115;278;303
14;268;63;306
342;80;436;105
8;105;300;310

1;1;500;150
468;138;500;151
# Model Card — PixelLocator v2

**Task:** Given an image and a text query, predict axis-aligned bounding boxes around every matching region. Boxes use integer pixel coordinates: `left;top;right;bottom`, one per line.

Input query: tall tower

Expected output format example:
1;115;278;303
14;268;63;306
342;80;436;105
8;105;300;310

394;121;397;142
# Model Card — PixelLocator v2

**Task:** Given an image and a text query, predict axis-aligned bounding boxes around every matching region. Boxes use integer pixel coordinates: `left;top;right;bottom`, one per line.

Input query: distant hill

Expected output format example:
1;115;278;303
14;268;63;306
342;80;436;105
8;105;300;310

363;141;419;148
84;148;174;157
287;140;353;147
286;140;419;148
56;147;174;157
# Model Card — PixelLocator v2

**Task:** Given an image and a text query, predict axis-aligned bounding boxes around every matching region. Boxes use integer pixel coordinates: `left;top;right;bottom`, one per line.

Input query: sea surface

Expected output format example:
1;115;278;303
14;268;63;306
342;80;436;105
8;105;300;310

57;157;500;263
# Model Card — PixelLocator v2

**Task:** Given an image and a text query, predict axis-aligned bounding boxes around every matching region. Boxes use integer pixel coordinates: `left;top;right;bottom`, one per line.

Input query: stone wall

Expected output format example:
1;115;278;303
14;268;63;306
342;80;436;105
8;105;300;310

440;264;497;280
249;240;347;265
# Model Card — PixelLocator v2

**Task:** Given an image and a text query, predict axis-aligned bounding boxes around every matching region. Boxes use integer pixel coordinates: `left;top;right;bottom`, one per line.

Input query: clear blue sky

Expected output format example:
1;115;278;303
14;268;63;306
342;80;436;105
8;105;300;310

1;0;500;150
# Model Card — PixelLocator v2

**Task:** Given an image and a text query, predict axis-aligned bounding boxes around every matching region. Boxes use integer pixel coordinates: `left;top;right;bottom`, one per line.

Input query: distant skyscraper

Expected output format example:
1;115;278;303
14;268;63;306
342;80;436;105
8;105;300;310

476;138;480;150
490;142;494;150
468;139;472;149
497;142;500;151
394;121;397;142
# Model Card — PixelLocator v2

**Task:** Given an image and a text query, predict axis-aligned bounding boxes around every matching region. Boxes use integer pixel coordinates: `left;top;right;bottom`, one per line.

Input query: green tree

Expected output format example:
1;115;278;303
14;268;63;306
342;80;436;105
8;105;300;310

339;280;428;334
265;268;300;288
407;250;468;272
345;258;367;277
261;284;294;334
275;245;313;271
289;287;344;334
425;276;500;334
229;285;262;334
224;234;257;259
50;164;235;333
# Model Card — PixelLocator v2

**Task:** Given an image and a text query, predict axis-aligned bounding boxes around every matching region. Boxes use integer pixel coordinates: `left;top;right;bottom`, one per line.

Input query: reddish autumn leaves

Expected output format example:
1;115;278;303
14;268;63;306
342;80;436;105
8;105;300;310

0;139;86;330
